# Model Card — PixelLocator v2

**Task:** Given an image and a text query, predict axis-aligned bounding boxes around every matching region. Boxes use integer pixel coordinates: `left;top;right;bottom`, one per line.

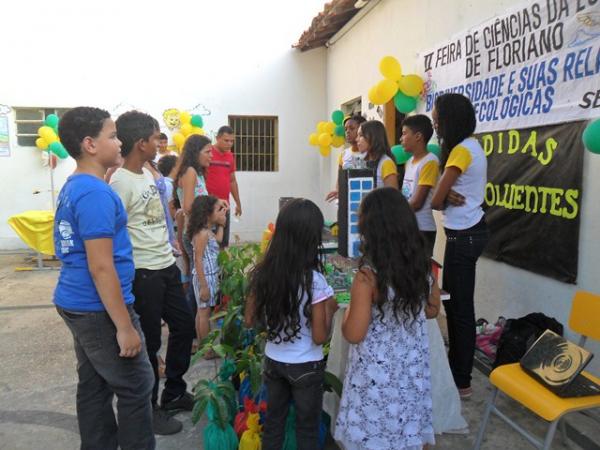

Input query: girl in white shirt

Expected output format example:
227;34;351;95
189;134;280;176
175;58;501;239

431;93;489;400
357;120;399;189
245;199;338;450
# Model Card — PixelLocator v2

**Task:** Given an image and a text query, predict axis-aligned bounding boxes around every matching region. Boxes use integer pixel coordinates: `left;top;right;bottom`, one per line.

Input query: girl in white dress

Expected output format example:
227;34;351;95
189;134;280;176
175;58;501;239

335;187;438;450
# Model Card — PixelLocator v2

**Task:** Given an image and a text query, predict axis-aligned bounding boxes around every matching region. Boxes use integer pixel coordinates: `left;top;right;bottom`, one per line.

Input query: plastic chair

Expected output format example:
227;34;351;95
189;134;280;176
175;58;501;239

473;291;600;450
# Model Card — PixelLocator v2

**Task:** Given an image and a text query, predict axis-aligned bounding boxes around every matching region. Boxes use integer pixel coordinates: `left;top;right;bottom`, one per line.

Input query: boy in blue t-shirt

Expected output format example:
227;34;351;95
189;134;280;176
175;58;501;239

54;107;155;449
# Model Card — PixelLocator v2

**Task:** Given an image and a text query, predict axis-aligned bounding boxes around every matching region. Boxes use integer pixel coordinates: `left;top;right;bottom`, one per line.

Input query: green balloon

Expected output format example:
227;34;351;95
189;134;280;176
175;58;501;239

334;124;345;137
190;114;203;128
394;91;417;114
49;141;69;159
391;144;411;165
427;143;441;159
583;119;600;154
45;114;59;129
331;110;345;126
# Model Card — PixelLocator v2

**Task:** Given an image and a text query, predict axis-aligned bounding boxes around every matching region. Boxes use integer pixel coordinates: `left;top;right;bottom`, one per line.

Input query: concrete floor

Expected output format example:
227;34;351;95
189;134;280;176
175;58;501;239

0;252;595;450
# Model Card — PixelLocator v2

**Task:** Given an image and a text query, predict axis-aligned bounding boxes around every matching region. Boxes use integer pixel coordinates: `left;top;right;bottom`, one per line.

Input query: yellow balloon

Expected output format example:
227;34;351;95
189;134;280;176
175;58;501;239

173;132;185;149
319;145;331;157
317;121;327;134
191;126;204;135
318;133;332;147
180;111;192;125
36;137;49;150
324;122;335;135
376;79;398;104
38;126;58;143
308;132;319;146
379;56;402;81
332;135;345;148
398;74;424;97
180;123;192;136
368;85;385;105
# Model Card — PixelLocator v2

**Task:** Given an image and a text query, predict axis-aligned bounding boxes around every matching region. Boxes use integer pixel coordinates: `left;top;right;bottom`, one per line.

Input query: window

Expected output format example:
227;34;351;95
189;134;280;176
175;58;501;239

228;115;278;172
14;107;69;147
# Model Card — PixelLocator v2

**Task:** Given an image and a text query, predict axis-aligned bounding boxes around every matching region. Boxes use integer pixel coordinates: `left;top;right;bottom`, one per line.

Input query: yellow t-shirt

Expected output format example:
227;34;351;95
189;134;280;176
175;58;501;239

110;168;175;270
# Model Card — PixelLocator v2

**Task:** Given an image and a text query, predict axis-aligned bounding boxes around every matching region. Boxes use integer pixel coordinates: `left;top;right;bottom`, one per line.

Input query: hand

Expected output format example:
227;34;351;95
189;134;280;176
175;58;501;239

235;204;242;217
200;285;210;301
325;190;338;202
116;326;142;358
446;189;466;206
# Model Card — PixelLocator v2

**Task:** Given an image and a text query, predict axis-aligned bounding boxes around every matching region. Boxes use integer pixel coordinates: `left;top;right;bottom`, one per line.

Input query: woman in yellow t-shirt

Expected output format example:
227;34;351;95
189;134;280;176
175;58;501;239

431;93;489;400
357;120;399;189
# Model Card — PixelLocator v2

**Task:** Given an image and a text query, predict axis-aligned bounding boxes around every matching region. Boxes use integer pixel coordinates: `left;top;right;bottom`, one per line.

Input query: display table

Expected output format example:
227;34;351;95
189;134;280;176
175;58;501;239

7;210;55;269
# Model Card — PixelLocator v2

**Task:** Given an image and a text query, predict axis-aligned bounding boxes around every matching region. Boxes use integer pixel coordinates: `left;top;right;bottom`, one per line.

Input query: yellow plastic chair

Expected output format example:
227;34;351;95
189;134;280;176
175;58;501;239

473;291;600;450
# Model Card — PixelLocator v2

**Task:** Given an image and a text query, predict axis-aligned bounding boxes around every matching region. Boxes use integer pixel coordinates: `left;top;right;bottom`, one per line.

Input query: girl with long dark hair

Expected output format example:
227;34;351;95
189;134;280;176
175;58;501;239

357;120;399;189
430;93;489;399
245;199;338;450
186;195;227;345
174;134;214;312
335;187;439;450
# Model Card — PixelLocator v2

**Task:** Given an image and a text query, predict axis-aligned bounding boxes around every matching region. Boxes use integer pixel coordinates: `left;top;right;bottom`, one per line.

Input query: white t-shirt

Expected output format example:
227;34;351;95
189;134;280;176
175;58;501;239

402;153;439;232
338;147;365;169
265;271;334;364
375;155;398;188
110;168;175;270
442;137;487;230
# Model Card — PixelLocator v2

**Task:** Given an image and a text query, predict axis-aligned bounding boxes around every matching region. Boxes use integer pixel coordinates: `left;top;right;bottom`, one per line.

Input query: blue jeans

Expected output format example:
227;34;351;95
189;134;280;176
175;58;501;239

443;217;489;389
262;357;325;450
57;305;155;450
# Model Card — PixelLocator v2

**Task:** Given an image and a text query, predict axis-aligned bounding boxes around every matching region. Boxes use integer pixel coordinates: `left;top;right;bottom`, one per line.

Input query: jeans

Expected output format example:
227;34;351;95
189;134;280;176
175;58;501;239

421;230;437;258
262;357;325;450
57;305;155;450
133;263;195;405
443;217;489;389
221;209;231;248
182;233;198;320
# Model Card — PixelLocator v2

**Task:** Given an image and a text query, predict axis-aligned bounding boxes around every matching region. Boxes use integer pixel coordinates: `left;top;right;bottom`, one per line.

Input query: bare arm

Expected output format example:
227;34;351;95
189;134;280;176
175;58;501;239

431;166;462;210
325;171;341;202
342;269;375;344
230;172;242;216
425;278;441;319
85;238;141;358
214;225;224;243
193;230;211;300
382;174;399;189
182;168;197;215
409;185;432;212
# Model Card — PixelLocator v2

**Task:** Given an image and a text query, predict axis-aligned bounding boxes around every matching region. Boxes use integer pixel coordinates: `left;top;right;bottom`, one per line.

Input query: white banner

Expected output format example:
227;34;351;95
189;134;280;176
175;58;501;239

416;0;600;132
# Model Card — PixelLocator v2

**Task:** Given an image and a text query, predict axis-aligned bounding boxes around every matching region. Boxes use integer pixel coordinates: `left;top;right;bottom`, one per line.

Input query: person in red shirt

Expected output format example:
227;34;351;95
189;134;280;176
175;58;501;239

206;126;242;247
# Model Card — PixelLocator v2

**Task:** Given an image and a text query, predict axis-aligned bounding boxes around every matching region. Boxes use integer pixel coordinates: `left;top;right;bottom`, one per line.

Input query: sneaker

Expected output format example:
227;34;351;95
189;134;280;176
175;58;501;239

458;386;473;400
161;392;195;413
152;407;183;435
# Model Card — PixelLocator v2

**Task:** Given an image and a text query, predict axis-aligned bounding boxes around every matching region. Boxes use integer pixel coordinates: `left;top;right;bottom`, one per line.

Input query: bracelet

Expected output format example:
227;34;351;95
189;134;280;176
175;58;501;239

181;273;190;283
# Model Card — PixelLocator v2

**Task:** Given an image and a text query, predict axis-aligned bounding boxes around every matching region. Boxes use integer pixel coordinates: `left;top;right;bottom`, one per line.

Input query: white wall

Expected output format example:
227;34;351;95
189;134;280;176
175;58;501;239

322;0;600;372
0;0;328;248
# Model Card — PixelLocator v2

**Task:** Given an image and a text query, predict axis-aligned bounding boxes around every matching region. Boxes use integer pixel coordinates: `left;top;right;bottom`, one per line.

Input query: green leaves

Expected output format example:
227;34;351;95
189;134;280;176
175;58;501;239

324;370;343;397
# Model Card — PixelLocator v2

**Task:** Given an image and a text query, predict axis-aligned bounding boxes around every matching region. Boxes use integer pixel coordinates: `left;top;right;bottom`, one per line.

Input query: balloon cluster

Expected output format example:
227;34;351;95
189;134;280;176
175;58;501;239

308;110;346;157
35;114;68;159
368;56;424;114
391;143;441;166
583;118;600;154
172;111;205;151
